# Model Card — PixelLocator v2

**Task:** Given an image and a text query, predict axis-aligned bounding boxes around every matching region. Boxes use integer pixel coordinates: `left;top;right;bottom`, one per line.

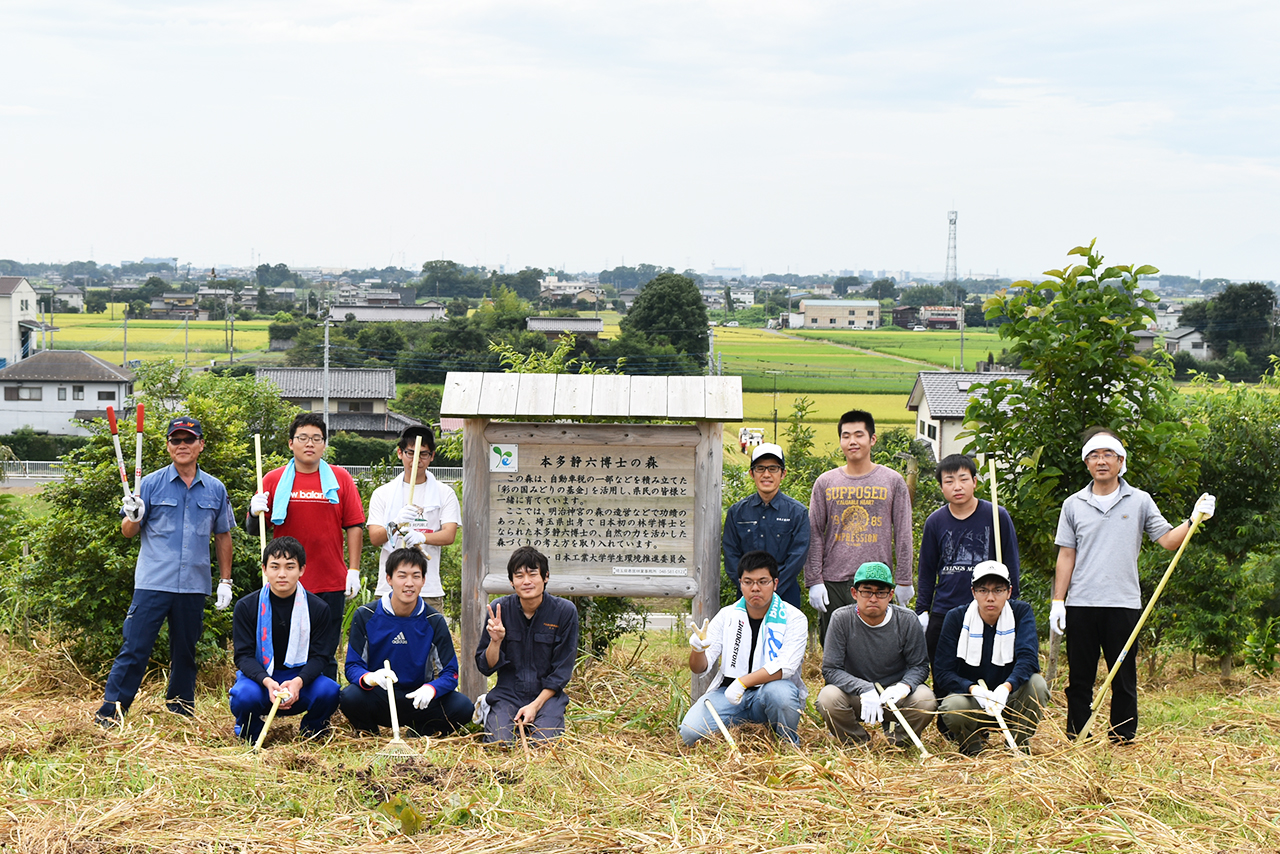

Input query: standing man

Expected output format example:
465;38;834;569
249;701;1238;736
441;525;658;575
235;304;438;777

916;454;1021;662
248;412;366;680
367;425;460;610
722;443;810;609
341;548;472;737
933;560;1047;754
1052;430;1215;743
806;410;914;643
228;536;340;742
95;415;234;727
475;546;580;743
679;551;808;748
815;562;936;748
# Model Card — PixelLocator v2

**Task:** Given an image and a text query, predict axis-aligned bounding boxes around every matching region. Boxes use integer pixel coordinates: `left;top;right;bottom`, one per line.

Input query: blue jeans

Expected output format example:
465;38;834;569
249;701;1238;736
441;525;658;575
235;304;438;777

679;680;803;746
228;668;341;741
102;589;207;711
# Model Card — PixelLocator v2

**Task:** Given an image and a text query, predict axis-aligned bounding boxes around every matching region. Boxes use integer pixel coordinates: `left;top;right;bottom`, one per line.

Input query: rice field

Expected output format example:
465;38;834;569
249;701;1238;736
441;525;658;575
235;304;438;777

712;328;931;394
45;307;270;364
793;328;1007;372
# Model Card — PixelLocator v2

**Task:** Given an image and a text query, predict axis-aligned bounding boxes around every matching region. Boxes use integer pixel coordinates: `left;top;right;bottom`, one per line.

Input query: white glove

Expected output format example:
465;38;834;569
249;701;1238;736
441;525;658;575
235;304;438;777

363;668;397;690
215;579;233;610
724;679;747;705
345;569;362;600
398;528;427;549
859;690;883;725
250;492;269;517
879;682;910;707
808;584;829;613
1194;492;1216;520
917;612;930;631
472;693;490;725
395;504;420;526
988;684;1010;715
406;684;436;710
895;584;915;607
688;631;710;653
1050;599;1067;636
122;494;145;523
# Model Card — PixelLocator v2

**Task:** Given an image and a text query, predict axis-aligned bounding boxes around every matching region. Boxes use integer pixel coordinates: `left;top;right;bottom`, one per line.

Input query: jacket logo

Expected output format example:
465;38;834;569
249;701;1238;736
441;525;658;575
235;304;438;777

392;632;408;645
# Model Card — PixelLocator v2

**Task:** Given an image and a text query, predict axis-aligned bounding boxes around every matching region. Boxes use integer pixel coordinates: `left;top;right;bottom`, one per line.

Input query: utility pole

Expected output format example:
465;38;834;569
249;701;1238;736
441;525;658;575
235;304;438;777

184;314;189;366
766;370;782;442
123;308;128;365
322;306;331;433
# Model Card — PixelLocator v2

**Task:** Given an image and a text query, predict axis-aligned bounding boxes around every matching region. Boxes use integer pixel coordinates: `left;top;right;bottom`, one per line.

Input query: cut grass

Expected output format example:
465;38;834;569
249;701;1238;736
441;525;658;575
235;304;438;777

3;633;1280;852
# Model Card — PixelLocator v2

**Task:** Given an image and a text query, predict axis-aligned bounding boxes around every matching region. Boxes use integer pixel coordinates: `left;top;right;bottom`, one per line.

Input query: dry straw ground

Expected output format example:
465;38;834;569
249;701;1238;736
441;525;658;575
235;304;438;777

2;634;1279;853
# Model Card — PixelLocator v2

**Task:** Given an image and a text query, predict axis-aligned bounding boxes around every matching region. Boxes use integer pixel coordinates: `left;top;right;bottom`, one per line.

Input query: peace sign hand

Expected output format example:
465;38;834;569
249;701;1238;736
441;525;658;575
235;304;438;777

486;602;506;644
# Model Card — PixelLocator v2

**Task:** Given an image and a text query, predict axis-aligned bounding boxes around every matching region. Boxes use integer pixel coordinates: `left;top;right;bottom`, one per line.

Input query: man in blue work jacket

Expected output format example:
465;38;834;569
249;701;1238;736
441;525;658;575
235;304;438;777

722;443;810;608
96;415;234;727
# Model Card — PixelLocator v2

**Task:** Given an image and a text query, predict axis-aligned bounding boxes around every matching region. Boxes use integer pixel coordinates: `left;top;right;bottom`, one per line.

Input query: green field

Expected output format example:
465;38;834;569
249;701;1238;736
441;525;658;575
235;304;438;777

794;327;1005;371
712;327;928;394
46;308;270;365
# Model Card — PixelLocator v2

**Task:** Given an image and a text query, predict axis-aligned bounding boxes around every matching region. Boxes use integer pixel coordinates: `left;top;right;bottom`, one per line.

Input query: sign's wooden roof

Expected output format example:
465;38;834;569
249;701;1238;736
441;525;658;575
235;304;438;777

440;372;742;421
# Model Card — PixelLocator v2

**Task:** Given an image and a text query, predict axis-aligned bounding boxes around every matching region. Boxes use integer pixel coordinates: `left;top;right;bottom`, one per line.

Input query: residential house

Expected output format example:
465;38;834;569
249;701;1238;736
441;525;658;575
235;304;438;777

919;306;963;330
0;276;44;368
906;370;1030;461
149;293;199;319
0;350;134;436
526;316;604;341
255;367;420;439
1163;326;1208;357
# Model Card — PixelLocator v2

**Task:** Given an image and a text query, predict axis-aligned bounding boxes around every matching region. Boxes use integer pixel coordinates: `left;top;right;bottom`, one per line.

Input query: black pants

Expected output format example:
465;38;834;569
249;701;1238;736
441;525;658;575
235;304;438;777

1065;606;1140;742
817;580;856;646
316;590;346;681
924;611;945;670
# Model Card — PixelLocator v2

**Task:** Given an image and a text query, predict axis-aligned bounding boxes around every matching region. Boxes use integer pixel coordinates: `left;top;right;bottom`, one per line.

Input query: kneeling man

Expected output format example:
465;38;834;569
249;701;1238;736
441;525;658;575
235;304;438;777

341;548;472;736
934;560;1048;754
229;536;340;742
680;551;808;747
816;561;936;747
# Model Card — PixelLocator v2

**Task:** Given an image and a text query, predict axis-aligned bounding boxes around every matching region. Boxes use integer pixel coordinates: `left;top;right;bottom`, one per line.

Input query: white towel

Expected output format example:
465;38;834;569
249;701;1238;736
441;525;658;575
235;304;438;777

957;600;1015;667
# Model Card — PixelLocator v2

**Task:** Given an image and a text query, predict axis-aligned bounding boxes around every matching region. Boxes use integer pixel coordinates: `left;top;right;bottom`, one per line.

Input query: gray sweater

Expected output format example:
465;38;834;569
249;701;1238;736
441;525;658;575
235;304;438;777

821;603;929;695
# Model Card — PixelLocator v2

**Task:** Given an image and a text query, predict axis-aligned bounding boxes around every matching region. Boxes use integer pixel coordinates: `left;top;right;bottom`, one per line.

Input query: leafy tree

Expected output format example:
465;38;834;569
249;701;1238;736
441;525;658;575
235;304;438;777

962;240;1205;609
1205;282;1276;362
389;385;442;425
328;432;398;467
1178;300;1208;330
15;362;300;671
619;272;709;365
85;290;108;314
138;276;168;303
833;276;861;296
865;278;899;301
1165;368;1280;675
900;284;950;308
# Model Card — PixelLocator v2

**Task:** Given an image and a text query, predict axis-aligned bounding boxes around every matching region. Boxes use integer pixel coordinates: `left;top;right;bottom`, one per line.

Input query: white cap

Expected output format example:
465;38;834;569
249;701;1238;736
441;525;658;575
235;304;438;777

971;560;1010;585
751;443;785;467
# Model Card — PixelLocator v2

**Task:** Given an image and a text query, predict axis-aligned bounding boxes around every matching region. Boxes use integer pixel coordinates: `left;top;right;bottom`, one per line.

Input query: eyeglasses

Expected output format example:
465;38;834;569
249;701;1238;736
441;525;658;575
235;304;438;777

751;465;783;475
973;586;1010;597
168;435;199;445
855;588;893;600
292;434;326;445
739;577;776;589
1086;451;1118;462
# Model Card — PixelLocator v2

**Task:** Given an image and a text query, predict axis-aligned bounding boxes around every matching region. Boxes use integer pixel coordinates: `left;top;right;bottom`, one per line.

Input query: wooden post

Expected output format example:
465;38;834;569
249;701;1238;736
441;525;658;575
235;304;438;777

460;416;491;700
691;420;724;699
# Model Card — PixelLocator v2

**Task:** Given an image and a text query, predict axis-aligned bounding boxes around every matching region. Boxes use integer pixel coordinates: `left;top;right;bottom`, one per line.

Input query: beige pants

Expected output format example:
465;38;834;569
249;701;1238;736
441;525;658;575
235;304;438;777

422;596;445;613
939;673;1049;750
816;683;938;746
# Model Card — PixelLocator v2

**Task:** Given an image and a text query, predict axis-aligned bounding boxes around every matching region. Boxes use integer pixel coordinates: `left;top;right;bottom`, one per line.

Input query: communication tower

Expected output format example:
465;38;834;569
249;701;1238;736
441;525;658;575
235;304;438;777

945;211;958;287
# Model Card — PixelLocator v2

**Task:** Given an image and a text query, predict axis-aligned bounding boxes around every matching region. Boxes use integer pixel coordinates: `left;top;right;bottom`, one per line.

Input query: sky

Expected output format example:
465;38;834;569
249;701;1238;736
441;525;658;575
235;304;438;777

2;0;1277;281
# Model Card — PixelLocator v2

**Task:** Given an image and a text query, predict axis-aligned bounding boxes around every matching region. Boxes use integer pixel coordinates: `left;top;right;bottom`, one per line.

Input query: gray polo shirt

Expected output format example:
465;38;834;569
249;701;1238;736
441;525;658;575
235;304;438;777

1054;479;1174;609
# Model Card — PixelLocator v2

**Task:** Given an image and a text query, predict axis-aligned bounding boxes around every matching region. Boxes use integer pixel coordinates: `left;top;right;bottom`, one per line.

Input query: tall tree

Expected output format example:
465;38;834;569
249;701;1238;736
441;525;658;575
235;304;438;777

619;272;709;364
1205;282;1276;361
865;278;899;300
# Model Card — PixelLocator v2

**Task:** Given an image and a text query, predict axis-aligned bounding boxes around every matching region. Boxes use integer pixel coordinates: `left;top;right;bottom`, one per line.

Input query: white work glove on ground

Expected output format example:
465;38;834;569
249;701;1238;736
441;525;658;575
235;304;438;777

122;494;145;523
395;504;420;527
249;492;269;518
879;682;911;707
724;679;747;705
473;693;490;725
215;579;233;610
406;684;436;710
363;668;397;690
859;690;883;725
917;612;930;631
808;584;829;614
1050;599;1067;636
398;528;427;549
1194;493;1216;520
895;584;915;607
345;569;362;600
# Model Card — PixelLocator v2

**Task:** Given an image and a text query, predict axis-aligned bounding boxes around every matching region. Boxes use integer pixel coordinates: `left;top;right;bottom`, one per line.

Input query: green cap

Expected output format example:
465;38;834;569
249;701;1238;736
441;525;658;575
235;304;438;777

853;562;894;587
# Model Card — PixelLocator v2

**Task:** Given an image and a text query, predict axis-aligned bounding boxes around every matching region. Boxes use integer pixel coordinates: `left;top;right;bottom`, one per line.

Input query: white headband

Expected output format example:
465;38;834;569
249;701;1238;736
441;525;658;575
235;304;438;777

1081;434;1127;476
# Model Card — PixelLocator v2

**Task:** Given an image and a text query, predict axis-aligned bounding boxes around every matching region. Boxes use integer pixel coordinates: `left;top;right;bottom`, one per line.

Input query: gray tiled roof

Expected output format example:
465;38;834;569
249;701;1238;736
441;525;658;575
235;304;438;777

909;371;1030;420
325;411;421;434
256;367;396;399
526;317;605;333
0;350;134;382
0;276;31;295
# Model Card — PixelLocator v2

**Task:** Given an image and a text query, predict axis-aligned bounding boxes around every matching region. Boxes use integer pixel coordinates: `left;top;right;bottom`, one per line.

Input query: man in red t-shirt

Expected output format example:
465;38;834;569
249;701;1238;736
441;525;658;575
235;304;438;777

248;412;366;679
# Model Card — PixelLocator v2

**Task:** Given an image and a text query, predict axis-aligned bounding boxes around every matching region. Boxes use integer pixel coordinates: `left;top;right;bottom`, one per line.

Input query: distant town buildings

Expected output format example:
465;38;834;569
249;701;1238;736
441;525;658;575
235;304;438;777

796;299;882;329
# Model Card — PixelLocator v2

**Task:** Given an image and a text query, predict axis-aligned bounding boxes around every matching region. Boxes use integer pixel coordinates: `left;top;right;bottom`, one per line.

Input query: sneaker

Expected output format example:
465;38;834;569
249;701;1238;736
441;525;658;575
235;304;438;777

94;702;123;729
166;700;195;718
472;693;490;725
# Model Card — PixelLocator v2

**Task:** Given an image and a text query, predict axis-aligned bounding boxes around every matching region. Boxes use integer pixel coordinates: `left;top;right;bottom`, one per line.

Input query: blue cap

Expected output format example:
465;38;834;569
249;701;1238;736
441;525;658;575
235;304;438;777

166;416;203;438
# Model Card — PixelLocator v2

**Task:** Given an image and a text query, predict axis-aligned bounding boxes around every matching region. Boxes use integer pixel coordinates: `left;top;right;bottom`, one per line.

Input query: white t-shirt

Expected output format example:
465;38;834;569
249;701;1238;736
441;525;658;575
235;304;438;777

368;472;461;598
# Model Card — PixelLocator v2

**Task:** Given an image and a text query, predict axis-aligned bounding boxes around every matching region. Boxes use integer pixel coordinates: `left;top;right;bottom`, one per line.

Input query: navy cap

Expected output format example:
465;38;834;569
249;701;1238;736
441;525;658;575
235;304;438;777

166;416;203;438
